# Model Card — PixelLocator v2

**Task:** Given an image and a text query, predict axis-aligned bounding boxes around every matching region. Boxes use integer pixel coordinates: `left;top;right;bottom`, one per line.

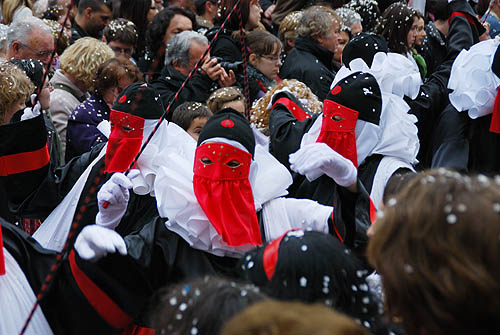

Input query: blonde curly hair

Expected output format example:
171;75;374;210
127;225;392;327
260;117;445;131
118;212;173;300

250;79;323;136
59;37;114;91
0;60;34;122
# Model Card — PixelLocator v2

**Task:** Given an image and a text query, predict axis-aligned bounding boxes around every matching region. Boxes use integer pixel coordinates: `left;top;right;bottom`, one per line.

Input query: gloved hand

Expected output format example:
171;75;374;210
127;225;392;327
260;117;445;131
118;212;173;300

289;142;357;187
96;170;140;229
21;94;41;121
75;225;127;262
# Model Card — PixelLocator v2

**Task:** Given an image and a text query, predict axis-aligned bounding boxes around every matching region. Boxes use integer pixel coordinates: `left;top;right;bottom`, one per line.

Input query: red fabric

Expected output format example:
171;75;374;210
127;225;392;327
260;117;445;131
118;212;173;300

20;218;42;236
122;325;155;335
69;251;132;329
449;12;475;26
193;143;262;247
0;142;49;176
490;87;500;133
263;229;299;280
105;110;145;174
316;100;359;167
272;97;312;121
369;199;377;225
330;210;344;243
0;225;5;275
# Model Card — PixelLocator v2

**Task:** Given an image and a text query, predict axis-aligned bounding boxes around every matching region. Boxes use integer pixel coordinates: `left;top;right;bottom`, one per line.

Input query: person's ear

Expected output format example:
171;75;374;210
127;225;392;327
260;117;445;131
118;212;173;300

84;7;93;19
249;53;258;65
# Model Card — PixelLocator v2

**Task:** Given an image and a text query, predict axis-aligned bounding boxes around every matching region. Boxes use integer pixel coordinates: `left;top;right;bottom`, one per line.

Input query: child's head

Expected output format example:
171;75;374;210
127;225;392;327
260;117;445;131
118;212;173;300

246;29;282;80
0;61;35;124
207;87;246;115
103;19;138;60
172;101;213;140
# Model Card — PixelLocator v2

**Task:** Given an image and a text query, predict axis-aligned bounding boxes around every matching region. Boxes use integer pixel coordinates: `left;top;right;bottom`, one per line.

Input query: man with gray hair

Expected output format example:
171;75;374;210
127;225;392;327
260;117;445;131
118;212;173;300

152;30;235;120
6;17;55;66
279;6;341;101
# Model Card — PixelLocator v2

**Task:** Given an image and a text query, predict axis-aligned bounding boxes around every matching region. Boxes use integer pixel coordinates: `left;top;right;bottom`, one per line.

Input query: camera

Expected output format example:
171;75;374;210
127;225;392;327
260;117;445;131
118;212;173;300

215;57;244;73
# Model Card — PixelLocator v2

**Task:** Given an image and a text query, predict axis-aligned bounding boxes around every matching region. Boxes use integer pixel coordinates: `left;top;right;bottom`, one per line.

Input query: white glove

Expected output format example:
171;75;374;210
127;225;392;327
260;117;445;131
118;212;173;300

289;142;357;187
75;225;127;262
96;170;140;229
21;94;41;121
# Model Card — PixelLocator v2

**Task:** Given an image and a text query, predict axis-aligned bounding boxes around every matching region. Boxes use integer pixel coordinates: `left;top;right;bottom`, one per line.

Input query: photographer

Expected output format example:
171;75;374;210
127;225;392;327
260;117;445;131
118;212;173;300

151;30;236;119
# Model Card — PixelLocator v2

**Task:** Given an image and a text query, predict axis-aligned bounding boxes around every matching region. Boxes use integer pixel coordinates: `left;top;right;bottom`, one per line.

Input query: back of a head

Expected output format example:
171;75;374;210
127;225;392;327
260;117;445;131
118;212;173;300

368;169;500;335
103;18;138;45
222;301;370;335
150;276;267;335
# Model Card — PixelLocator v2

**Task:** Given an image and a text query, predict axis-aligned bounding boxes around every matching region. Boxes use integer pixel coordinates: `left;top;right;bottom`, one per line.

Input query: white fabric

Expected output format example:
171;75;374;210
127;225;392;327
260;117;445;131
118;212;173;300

448;37;500;119
0;248;54;335
154;134;293;257
96;120;111;138
21;94;41;121
261;197;331;242
75;225;127;261
34;145;107;251
336;52;422;99
251;123;270;151
370;156;415;209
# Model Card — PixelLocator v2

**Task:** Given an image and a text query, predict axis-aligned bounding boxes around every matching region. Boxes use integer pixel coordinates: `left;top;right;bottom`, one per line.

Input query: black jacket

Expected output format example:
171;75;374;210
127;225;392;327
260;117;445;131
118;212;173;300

209;29;242;63
278;37;336;101
151;64;218;120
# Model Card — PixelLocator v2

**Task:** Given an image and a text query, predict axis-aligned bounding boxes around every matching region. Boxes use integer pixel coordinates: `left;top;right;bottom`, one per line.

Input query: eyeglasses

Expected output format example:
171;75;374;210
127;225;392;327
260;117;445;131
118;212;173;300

111;46;134;56
259;55;281;63
18;42;53;58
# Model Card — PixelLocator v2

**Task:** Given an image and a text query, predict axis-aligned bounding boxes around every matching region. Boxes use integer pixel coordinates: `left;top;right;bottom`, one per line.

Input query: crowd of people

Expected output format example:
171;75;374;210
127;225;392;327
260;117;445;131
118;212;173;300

0;0;500;333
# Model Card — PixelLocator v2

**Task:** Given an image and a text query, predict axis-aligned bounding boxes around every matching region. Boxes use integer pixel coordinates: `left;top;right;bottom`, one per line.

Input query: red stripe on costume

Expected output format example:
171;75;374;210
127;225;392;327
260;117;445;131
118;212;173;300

449;12;475;26
272;97;312;121
69;251;132;329
0;143;49;176
0;225;5;275
122;324;156;335
490;87;500;133
369;199;377;225
330;211;344;243
262;229;300;281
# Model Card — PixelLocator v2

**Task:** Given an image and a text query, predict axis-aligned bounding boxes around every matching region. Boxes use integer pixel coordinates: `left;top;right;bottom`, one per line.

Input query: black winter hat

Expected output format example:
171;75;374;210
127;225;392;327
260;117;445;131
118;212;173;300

327;71;382;125
112;82;164;119
342;33;388;68
10;58;44;91
198;108;256;157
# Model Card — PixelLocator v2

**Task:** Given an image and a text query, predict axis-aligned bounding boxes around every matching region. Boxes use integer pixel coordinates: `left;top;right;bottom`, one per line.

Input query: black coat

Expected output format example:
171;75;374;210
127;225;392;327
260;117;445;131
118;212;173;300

278;37;336;101
151;64;218;121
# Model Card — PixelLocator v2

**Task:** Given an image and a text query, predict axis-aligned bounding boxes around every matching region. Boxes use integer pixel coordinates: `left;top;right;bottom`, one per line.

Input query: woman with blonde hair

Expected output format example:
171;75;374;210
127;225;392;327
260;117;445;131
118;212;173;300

49;37;114;159
2;0;33;24
0;60;34;124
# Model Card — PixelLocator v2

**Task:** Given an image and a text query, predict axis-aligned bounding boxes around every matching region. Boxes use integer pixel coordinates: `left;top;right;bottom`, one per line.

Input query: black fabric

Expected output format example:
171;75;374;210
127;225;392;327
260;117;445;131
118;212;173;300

492;43;500;78
10;58;44;91
209;29;242;63
70;21;88;44
197;108;256;157
357;154;384;194
467;114;500;173
342;33;388;68
279;36;336;101
151;63;217;121
408;8;478;168
327;71;382;125
417;21;447;78
112;82;164;119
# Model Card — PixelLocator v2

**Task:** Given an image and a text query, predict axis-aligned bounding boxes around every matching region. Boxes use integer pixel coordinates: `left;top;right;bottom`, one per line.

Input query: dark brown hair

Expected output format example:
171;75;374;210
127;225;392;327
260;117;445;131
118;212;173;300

246;29;282;57
368;170;500;335
94;57;143;97
376;2;422;54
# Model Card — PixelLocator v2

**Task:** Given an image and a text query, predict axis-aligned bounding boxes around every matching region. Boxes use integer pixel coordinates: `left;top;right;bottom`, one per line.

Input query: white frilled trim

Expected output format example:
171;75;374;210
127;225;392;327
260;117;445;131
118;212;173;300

448;37;500;119
153;134;293;257
372;92;419;165
335;52;422;99
0;249;54;335
132;121;194;196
